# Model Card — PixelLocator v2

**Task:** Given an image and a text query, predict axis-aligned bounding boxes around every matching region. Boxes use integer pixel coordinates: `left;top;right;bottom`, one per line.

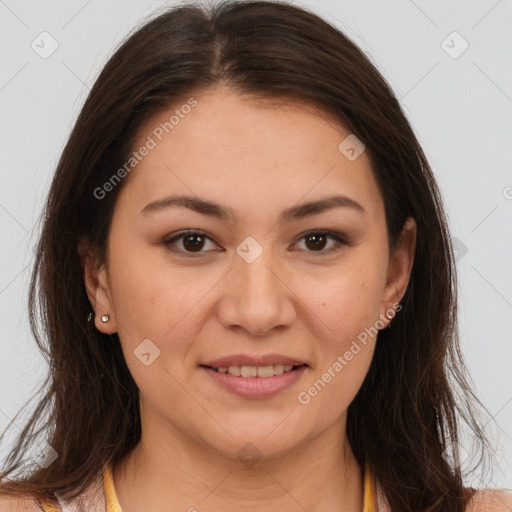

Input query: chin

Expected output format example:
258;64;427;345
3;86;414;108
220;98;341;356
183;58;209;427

195;416;310;463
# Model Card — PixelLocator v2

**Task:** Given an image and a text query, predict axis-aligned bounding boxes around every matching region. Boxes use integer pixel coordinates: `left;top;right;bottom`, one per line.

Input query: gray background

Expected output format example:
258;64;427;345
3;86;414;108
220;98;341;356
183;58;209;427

0;0;511;489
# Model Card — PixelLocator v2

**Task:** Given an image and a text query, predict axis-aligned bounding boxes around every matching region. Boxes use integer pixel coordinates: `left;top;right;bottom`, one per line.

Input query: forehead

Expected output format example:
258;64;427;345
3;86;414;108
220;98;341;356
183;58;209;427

119;86;383;221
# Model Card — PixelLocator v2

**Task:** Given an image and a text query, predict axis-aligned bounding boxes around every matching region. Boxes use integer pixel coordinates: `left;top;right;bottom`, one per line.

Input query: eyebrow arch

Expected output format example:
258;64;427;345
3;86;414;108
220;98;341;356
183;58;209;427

140;194;365;221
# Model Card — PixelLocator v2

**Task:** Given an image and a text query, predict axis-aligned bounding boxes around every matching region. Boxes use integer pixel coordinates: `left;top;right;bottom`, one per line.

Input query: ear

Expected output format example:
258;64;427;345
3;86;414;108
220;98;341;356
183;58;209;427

379;217;416;326
78;238;118;334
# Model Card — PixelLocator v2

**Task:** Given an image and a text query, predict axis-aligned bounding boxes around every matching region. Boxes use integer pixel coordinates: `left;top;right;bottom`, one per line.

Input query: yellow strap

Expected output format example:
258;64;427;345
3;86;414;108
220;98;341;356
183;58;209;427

103;463;123;512
363;464;379;512
37;498;62;512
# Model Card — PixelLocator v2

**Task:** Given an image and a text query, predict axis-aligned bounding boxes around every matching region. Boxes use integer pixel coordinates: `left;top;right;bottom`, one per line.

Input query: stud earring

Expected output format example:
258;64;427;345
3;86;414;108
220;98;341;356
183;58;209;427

385;310;394;328
101;314;110;323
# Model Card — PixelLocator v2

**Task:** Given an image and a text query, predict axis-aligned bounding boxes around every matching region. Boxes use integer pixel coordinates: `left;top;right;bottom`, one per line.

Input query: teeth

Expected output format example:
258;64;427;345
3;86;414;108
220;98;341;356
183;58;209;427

240;365;258;377
257;365;275;378
213;364;299;378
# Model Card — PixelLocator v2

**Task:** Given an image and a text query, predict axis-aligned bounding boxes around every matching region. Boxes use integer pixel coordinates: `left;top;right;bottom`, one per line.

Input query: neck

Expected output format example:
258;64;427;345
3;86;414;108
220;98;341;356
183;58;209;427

112;416;364;511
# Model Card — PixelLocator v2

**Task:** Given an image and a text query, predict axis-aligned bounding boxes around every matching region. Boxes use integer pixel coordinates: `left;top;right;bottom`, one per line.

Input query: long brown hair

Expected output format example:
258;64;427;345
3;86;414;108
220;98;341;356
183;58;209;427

0;1;494;510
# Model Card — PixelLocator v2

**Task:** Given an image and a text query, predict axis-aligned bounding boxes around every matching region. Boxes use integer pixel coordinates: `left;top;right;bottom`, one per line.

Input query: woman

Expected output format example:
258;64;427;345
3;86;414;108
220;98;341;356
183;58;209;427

0;1;510;511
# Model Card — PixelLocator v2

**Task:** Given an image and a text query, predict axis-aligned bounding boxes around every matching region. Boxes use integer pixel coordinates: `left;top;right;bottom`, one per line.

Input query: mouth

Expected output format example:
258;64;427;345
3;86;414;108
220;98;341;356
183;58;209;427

199;358;309;399
199;354;309;398
200;363;307;378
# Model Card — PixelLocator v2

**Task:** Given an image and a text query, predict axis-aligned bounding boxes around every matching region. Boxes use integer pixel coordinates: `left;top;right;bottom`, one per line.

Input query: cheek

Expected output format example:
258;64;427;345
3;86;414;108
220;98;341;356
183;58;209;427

299;275;380;384
295;257;386;345
291;255;385;414
295;280;380;424
107;259;206;396
110;265;205;341
106;224;202;335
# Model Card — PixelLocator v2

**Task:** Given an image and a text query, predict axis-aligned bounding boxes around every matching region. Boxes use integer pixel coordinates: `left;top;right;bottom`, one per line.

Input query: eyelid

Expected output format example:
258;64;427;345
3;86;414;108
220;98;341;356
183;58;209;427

291;229;347;255
162;230;222;257
162;229;348;256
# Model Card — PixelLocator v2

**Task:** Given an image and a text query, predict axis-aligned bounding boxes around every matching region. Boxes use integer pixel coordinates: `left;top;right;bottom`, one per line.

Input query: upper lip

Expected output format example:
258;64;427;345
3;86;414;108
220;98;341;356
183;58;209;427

201;354;308;368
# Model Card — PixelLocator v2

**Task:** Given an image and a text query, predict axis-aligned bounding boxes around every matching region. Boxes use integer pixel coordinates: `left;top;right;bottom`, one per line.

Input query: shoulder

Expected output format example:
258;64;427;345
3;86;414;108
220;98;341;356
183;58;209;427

465;488;512;512
0;496;46;512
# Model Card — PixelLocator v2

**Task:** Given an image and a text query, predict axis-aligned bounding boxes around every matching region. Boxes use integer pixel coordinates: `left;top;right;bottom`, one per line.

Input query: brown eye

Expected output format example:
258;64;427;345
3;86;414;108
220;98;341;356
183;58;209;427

182;234;206;252
304;233;328;251
295;230;346;255
163;231;219;256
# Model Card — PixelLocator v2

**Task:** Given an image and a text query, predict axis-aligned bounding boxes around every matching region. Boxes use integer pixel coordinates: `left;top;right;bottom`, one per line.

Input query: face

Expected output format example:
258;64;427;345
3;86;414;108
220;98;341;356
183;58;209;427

84;85;415;461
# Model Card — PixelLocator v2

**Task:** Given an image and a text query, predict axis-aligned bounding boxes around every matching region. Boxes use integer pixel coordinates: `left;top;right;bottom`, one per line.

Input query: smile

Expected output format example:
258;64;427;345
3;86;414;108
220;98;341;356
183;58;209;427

209;364;304;378
200;364;308;399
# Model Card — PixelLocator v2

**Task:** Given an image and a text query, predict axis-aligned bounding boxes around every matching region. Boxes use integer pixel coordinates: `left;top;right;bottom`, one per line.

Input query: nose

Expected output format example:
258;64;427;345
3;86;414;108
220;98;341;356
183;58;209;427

216;251;297;336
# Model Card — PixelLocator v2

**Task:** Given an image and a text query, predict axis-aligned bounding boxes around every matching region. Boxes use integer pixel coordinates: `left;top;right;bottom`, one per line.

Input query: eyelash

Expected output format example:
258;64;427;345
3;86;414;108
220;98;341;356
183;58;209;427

162;230;348;257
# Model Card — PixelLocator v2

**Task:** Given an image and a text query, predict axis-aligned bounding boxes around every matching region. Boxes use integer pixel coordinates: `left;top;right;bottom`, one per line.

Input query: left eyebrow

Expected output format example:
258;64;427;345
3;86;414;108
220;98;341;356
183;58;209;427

140;194;366;222
281;194;366;221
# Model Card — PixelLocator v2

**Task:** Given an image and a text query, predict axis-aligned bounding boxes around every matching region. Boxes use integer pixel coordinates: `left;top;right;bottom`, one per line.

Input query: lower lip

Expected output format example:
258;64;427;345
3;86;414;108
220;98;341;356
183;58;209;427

201;366;308;399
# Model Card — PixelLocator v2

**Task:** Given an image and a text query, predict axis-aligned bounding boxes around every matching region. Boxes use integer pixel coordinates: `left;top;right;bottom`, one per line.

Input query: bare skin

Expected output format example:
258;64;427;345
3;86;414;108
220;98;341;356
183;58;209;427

82;85;417;511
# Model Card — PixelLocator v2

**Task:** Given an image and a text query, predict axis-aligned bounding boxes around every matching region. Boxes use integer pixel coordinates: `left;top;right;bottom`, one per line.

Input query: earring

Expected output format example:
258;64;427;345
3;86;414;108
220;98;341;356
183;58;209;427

87;311;93;322
385;311;394;328
101;314;110;323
